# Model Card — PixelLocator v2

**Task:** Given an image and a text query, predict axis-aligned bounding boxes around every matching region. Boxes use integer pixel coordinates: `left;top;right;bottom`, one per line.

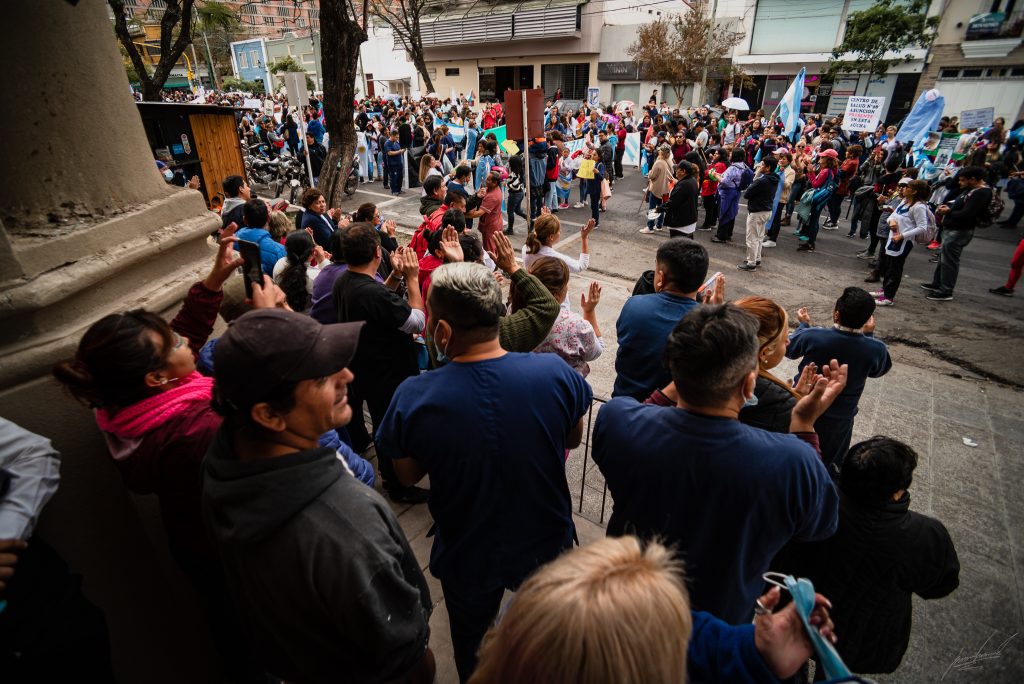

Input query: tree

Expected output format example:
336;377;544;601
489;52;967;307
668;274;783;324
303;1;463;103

221;77;265;94
626;1;747;106
194;0;239;90
318;0;369;207
108;0;198;101
368;0;434;92
269;56;316;91
828;0;938;95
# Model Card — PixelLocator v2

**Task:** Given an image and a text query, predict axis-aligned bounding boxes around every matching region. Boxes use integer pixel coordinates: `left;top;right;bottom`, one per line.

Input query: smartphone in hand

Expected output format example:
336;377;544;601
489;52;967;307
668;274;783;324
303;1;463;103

698;271;723;296
238;239;262;299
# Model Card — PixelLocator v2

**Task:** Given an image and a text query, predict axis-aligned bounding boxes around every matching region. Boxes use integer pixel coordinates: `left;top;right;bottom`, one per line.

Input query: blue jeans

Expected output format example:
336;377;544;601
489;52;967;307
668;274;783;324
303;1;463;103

647;194;664;229
579;179;589;203
507;190;525;232
928;229;973;294
590;185;602;224
806;203;826;246
545;182;558;209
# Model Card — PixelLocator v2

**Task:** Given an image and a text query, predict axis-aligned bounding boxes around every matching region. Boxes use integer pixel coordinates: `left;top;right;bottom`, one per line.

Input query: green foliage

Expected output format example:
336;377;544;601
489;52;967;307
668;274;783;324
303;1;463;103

829;0;939;82
222;77;265;94
269;57;315;91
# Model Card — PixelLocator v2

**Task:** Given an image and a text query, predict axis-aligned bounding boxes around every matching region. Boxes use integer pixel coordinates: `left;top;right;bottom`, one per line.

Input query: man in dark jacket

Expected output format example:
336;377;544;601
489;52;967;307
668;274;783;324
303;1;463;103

305;132;327;182
660;161;700;238
921;166;993;301
598;131;615;187
740;156;780;271
772;436;959;674
203;309;435;684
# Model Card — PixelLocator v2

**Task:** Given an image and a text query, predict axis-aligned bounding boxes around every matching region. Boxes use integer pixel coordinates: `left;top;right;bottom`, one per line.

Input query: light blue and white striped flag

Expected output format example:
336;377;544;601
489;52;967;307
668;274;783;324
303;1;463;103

778;68;806;143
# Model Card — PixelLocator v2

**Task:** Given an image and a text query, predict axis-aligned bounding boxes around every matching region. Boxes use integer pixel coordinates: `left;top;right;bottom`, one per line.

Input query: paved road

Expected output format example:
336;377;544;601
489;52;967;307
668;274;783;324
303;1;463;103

330;167;1023;683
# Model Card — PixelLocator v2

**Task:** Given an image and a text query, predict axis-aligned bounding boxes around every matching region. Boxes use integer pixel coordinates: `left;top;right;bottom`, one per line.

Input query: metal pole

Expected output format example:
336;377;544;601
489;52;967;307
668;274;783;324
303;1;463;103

311;30;322;91
522;90;531;231
189;43;202;89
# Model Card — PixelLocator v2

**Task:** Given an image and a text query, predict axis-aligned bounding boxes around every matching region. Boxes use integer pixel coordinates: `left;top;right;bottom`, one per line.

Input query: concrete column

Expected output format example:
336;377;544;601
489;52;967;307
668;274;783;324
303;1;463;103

0;2;221;681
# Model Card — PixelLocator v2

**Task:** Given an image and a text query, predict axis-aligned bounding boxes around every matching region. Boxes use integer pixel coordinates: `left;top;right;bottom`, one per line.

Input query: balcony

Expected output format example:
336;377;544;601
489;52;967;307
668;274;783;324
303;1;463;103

395;0;585;49
962;10;1024;58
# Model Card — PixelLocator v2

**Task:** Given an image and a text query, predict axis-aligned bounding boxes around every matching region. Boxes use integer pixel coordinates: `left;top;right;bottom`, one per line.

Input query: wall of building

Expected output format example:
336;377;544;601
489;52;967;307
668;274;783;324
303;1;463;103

361;24;419;97
265;34;321;90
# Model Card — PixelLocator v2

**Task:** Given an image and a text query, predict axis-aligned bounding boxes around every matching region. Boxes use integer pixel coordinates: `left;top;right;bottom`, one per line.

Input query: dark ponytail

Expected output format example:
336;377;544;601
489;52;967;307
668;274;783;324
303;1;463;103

52;310;173;411
279;231;314;312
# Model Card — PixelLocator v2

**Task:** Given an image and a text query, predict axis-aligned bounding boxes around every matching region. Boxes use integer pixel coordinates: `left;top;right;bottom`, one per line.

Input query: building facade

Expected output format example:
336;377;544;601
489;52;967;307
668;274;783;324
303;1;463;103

712;0;933;124
230;38;272;91
917;0;1024;124
415;0;604;102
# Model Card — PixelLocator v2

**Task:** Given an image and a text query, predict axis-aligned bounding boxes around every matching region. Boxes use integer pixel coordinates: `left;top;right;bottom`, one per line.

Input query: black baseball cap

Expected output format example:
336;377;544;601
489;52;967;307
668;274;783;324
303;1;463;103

213;309;364;408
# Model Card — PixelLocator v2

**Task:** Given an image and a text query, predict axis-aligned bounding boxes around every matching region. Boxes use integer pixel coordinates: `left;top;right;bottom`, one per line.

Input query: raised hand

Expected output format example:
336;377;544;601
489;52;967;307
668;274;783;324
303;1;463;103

792;363;818;397
701;274;726;305
581;218;597;239
541;206;551;215
440;225;464;263
251;275;291;310
796;307;811;325
791;359;848;431
383;219;397;236
753;586;837;679
581;281;602;313
487;231;519;274
862;314;876;334
396;246;421;279
204;222;244;291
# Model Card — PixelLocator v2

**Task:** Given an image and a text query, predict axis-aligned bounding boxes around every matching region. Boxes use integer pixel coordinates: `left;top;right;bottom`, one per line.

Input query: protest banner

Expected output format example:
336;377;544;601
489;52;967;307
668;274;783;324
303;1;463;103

842;96;885;132
961;107;994;130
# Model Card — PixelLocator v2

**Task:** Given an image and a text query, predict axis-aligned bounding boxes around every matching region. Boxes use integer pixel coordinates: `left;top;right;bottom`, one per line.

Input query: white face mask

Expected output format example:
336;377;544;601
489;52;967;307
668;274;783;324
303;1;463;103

163;169;174;181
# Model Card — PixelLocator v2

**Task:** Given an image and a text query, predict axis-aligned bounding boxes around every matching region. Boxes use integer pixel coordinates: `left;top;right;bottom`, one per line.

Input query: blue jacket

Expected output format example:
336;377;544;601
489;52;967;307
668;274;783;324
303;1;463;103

613;292;700;399
235;227;286;276
299;210;337;251
688;611;779;683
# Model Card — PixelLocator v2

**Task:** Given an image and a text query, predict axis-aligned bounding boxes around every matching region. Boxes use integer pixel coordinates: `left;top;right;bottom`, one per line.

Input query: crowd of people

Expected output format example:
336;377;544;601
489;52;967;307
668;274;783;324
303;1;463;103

18;85;1024;683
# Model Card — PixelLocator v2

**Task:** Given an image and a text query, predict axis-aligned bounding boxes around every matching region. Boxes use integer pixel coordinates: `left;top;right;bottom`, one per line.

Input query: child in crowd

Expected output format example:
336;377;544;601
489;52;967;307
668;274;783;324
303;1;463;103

786;287;892;473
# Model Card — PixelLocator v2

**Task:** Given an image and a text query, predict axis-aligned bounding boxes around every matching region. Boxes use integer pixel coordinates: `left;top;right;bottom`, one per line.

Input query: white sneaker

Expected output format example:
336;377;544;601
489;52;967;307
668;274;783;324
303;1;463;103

875;297;894;306
762;240;777;248
572;202;585;209
639;228;657;234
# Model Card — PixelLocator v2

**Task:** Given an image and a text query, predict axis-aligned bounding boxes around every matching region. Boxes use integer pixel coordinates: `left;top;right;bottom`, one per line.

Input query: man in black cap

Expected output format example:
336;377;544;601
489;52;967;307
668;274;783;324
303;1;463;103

202;310;435;684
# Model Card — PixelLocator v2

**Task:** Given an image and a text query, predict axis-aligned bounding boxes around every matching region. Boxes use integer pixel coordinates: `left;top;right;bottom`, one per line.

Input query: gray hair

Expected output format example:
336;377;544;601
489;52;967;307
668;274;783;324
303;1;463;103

429;262;505;331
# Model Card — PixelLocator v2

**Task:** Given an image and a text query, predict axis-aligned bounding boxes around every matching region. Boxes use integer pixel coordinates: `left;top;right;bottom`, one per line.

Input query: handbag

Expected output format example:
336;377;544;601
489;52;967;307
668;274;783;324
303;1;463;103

601;179;612;199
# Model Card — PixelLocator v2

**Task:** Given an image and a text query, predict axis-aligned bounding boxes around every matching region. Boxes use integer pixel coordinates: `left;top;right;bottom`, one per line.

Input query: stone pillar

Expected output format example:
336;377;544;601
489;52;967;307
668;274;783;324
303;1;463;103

0;2;221;681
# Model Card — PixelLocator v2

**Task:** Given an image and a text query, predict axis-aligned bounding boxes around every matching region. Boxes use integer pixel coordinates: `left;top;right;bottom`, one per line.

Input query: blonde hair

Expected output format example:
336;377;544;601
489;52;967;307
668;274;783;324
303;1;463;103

525;213;560;254
267;210;292;241
469;537;692;684
419;153;436;183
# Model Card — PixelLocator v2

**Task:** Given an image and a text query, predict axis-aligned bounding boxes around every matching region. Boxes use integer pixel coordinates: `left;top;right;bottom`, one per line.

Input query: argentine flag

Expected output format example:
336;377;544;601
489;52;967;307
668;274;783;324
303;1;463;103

778;68;806;143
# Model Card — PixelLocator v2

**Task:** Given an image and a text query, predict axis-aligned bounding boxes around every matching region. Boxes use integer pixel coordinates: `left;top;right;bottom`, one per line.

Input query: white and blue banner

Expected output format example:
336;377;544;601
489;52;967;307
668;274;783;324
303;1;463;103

778;67;805;143
623;132;641;167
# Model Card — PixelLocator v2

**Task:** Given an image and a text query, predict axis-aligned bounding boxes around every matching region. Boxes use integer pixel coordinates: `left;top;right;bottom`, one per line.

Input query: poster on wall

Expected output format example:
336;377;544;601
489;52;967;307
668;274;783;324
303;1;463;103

825;76;859;117
842;96;885;132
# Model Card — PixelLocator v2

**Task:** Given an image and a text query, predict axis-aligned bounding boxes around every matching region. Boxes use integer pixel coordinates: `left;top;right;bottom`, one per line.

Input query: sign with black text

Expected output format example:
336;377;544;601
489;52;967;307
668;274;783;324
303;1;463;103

842;96;885;132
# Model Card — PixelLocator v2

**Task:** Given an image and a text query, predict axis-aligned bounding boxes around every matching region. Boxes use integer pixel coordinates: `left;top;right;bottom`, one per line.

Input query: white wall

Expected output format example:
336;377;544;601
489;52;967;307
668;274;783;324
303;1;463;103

936;80;1024;125
360;23;419;95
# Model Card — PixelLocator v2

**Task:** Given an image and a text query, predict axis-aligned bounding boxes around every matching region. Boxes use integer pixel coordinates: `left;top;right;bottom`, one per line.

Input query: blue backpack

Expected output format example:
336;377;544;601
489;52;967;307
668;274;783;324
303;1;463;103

738;165;755;191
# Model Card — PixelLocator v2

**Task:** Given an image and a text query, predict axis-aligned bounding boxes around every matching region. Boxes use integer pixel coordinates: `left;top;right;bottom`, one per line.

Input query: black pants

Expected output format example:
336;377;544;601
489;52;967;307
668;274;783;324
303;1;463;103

767;204;783;242
530;186;544;220
815;414;855;477
442;579;505;683
352;372;414;487
614;154;624;179
881;243;913;300
386;166;403;193
826;193;844;224
0;538;115;683
702;194;719;227
716;216;737;241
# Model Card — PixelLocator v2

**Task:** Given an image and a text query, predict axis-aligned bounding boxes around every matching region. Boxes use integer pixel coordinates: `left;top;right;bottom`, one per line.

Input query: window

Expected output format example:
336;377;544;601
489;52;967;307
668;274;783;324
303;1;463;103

1013;67;1024;76
541;63;590;100
239;51;249;69
962;68;984;78
297;17;306;27
250;50;260;68
264;16;275;26
277;5;289;17
939;67;961;78
311;19;319;28
445;67;460;77
938;65;1024;79
428;68;437;79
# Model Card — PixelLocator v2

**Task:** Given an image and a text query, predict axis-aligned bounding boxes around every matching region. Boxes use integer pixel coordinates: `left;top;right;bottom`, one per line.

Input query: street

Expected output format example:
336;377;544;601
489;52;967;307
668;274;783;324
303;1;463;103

330;167;1024;683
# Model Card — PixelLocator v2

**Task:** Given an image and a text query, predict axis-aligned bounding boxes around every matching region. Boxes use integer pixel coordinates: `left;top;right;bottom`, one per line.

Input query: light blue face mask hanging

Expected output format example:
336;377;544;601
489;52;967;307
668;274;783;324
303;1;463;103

742;393;759;408
762;572;860;683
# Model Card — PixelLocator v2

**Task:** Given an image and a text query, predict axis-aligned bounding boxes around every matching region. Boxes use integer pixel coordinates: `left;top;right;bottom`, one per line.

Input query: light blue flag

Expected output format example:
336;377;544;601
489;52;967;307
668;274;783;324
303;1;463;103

778;68;806;143
434;116;466;143
895;89;945;150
